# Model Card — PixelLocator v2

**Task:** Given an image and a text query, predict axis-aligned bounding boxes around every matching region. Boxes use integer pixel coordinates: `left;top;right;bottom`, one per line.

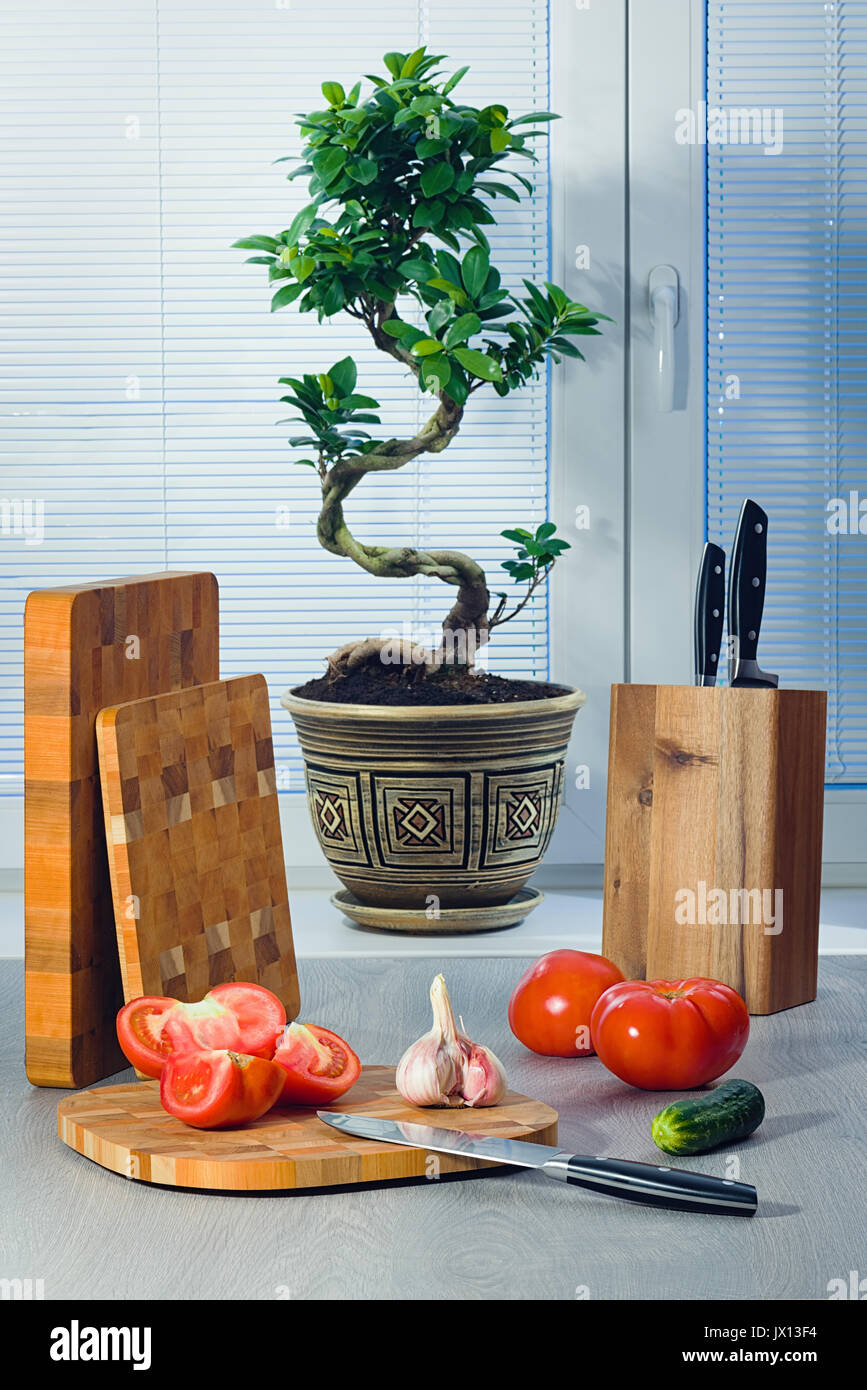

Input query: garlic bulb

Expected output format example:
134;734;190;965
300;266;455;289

396;974;507;1108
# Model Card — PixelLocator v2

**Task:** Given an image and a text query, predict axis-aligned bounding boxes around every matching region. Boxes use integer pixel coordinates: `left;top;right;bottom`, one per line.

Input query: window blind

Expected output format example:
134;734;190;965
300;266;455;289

706;0;867;782
0;0;552;792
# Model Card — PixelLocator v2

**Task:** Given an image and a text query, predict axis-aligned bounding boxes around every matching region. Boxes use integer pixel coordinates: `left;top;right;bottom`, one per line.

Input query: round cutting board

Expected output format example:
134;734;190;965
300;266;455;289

57;1066;558;1192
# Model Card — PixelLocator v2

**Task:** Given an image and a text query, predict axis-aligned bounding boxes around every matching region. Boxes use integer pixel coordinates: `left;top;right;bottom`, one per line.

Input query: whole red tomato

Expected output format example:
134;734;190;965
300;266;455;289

590;977;750;1089
508;950;625;1057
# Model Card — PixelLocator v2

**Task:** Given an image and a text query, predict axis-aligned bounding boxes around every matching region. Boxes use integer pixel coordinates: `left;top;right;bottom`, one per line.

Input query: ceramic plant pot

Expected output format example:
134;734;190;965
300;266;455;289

282;684;585;909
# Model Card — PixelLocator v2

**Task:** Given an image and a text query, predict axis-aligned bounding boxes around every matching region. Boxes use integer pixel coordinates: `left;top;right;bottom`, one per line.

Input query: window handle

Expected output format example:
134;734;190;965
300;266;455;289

648;265;680;412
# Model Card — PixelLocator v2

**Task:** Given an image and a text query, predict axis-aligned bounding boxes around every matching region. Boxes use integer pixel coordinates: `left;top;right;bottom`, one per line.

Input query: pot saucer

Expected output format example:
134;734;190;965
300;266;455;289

330;886;543;934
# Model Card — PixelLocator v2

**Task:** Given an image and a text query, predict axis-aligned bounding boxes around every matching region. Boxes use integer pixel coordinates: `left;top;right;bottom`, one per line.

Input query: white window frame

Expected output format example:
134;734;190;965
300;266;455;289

545;0;628;870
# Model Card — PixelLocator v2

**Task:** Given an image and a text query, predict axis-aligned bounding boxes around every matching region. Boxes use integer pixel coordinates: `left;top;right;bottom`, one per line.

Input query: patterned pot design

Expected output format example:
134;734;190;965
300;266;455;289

282;684;585;909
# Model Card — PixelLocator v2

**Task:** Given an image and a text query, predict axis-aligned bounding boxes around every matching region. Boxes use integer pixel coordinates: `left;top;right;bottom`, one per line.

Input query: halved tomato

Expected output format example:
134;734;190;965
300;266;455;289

160;1049;285;1129
116;983;287;1077
272;1024;361;1106
116;997;184;1079
161;995;244;1055
207;982;286;1058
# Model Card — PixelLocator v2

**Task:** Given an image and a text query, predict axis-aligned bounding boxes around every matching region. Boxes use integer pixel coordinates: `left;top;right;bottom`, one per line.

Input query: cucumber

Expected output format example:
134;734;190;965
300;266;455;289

651;1079;765;1156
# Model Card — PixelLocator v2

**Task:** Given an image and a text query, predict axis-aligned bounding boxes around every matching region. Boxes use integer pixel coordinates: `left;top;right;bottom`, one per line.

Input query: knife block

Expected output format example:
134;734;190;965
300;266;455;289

601;684;827;1015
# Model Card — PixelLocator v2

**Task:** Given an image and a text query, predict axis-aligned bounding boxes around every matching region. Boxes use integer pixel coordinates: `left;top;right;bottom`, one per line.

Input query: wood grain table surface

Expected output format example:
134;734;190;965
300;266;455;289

2;955;865;1301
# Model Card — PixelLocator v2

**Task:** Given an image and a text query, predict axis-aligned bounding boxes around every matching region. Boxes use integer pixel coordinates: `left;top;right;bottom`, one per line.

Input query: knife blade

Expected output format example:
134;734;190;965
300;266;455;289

693;541;726;686
728;498;779;688
317;1111;758;1217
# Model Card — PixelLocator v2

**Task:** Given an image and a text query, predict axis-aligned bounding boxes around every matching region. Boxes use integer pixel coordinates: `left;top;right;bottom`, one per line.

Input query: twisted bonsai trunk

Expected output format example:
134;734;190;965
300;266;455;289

318;316;490;672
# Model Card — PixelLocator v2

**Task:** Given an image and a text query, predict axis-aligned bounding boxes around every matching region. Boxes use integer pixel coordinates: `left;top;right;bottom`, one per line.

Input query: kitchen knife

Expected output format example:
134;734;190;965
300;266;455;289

693;541;726;686
317;1111;758;1217
727;498;779;688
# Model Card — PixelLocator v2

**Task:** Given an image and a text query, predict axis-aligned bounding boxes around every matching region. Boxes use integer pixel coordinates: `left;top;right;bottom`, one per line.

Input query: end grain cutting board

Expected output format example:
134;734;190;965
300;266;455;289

25;571;219;1089
57;1066;558;1191
95;674;299;1015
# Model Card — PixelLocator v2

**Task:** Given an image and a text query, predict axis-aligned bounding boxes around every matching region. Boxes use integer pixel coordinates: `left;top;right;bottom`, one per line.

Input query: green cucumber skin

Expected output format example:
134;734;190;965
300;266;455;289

651;1080;765;1156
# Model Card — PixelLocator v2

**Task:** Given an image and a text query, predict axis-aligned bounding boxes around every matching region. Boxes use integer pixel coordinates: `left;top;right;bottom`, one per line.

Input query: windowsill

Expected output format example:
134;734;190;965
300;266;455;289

2;886;866;959
286;886;607;957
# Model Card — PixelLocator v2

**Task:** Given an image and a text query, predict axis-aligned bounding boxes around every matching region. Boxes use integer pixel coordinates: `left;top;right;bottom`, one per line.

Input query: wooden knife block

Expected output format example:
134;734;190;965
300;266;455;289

601;684;827;1015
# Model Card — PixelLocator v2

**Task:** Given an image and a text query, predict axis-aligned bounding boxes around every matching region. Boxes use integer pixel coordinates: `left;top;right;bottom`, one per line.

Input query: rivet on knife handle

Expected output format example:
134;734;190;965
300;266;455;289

542;1153;758;1216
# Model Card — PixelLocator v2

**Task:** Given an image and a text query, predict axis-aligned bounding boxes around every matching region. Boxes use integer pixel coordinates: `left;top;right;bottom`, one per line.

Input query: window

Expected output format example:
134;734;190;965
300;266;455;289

0;0;556;798
706;0;867;783
627;0;867;871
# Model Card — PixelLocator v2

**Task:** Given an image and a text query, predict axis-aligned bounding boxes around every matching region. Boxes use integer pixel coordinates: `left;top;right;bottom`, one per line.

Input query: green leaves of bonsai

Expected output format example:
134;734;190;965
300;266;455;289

231;45;598;386
493;523;572;626
232;47;608;638
443;313;481;348
460;246;489;299
277;358;381;467
420;162;455;198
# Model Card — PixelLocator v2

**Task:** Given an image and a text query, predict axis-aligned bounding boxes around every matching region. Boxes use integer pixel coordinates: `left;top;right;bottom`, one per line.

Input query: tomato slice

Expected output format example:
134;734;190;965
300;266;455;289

116;997;180;1078
160;1049;285;1129
207;982;286;1058
272;1024;361;1106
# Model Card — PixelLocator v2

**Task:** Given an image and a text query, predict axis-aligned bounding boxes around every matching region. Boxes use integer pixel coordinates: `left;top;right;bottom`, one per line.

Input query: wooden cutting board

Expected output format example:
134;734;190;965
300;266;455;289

25;571;220;1089
95;674;299;1016
57;1066;558;1191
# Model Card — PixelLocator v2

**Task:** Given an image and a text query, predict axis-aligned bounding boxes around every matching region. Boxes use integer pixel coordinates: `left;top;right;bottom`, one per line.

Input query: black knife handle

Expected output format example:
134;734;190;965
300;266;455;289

541;1153;758;1216
728;498;769;666
694;542;726;686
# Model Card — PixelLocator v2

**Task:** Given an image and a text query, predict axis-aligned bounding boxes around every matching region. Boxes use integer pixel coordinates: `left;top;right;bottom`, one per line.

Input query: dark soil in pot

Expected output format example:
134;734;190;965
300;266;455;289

294;665;571;707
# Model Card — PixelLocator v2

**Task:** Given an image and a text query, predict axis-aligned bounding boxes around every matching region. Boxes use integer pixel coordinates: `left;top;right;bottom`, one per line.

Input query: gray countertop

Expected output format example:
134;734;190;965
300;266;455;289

2;956;865;1301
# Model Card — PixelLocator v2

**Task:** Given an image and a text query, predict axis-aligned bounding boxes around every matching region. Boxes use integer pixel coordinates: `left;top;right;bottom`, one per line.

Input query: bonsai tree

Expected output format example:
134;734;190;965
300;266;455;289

235;47;607;678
